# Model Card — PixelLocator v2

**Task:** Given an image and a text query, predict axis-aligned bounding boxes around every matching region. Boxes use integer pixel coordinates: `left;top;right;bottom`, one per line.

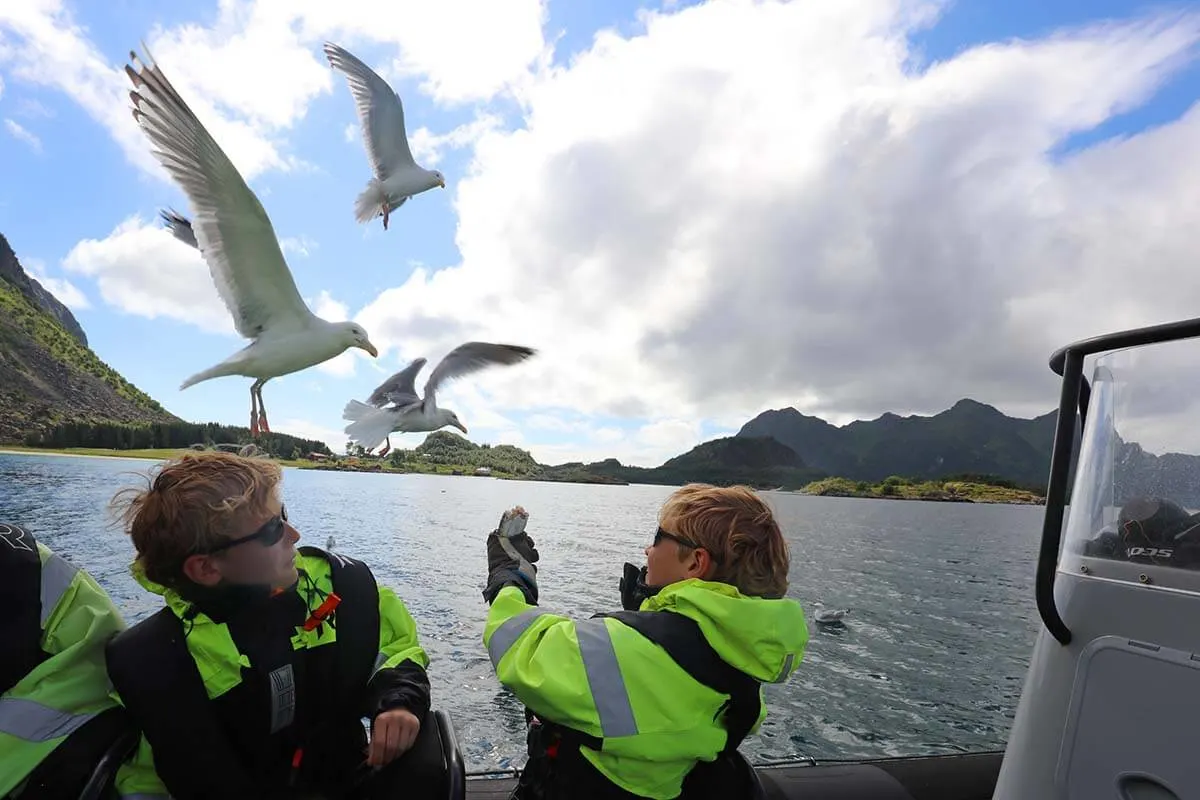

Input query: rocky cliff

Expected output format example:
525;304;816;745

0;234;88;347
0;232;180;443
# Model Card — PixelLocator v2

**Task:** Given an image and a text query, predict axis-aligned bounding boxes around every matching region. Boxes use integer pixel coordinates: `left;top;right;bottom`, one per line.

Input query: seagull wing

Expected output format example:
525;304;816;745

366;357;427;409
126;46;314;341
423;342;537;405
323;41;416;181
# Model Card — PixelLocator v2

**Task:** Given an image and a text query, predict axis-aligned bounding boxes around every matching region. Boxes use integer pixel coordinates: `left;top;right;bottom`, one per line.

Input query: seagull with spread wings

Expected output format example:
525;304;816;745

343;342;536;456
323;41;445;231
125;46;379;437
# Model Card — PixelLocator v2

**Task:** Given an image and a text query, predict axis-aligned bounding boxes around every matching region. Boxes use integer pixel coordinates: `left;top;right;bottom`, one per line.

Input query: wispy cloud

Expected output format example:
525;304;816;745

61;215;236;335
4;118;41;152
408;113;504;167
280;236;318;258
23;257;89;311
15;98;52;119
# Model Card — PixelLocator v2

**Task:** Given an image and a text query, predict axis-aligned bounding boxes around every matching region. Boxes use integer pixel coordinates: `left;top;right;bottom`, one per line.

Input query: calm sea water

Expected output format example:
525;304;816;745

0;452;1044;771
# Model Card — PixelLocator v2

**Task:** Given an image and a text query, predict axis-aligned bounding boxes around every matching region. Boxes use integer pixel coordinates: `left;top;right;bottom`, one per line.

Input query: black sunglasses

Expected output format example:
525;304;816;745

204;504;289;554
653;526;722;564
653;526;695;549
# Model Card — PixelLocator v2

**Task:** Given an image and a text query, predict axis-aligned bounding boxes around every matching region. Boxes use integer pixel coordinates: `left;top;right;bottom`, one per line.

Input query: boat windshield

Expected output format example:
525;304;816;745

1060;335;1200;595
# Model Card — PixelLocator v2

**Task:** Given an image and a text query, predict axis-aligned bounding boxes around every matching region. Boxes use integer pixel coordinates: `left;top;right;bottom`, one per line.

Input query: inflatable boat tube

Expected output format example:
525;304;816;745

461;749;1003;800
81;708;1000;800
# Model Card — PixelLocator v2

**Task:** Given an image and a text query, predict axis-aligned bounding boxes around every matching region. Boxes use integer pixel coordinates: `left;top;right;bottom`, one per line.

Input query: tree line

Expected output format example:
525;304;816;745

23;420;333;458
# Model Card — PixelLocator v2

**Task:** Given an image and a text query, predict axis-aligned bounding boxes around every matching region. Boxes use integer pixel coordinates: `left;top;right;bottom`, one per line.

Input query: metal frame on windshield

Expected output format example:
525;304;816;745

1039;315;1200;645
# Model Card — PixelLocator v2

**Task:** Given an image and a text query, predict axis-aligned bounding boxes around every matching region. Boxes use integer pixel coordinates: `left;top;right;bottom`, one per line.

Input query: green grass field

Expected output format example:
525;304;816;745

0;445;316;468
0;445;501;476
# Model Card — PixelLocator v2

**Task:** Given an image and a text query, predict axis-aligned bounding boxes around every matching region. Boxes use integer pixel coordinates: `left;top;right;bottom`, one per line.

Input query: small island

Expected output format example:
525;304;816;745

798;475;1045;505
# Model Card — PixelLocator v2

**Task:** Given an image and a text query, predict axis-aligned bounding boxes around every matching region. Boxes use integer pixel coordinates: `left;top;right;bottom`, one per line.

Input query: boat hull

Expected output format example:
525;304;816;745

463;750;1003;799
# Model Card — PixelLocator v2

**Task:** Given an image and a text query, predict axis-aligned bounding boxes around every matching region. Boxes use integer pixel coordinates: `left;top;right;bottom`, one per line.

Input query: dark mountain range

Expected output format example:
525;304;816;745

736;398;1060;489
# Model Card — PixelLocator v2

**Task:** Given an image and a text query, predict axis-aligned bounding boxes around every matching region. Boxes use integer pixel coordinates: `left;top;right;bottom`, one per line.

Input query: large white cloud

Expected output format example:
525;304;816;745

354;0;1200;445
61;215;237;335
285;0;551;104
59;216;372;377
0;1;291;182
0;0;550;183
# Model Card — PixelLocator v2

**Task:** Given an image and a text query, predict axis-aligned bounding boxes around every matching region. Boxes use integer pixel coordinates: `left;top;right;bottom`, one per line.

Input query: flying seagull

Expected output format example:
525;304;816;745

323;41;445;231
125;45;379;437
343;342;536;456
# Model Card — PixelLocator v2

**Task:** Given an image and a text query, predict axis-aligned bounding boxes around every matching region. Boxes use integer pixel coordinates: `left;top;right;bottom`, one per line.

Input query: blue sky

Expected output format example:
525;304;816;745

1;0;1197;465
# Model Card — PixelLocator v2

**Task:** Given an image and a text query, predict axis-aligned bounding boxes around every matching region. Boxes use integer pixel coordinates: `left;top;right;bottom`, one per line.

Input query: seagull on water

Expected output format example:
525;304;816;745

323;41;445;231
125;46;380;437
343;342;536;457
813;602;850;625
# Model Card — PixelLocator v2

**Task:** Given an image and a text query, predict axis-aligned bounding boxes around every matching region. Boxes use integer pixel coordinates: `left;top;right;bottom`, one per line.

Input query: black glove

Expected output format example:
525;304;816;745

618;562;662;611
483;506;540;605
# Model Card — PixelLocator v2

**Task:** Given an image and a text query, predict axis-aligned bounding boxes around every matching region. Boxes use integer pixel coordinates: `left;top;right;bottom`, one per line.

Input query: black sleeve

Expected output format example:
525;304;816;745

0;523;45;693
365;660;431;722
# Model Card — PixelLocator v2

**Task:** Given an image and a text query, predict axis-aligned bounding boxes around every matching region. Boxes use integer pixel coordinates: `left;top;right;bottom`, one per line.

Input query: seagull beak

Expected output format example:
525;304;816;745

358;341;379;358
454;421;468;434
438;177;445;189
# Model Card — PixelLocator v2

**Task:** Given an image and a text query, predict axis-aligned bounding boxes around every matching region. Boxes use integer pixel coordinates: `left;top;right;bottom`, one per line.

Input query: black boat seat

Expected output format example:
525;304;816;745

383;708;468;800
435;708;468;800
77;726;141;800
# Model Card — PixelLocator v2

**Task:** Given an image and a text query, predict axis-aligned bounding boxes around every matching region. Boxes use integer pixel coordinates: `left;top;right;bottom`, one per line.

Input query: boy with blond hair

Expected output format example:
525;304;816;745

104;450;441;800
482;483;809;800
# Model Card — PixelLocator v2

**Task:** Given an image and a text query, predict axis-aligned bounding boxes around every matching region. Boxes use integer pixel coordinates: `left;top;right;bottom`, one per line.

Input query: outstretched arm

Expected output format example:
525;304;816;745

483;508;633;740
485;586;629;740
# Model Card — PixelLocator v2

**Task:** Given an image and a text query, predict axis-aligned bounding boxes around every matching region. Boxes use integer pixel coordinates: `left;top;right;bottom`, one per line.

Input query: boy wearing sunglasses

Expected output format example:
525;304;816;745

481;483;809;800
103;451;439;800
